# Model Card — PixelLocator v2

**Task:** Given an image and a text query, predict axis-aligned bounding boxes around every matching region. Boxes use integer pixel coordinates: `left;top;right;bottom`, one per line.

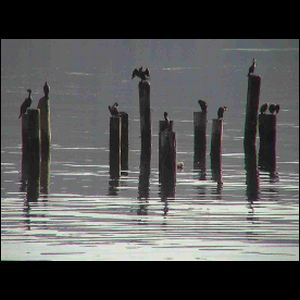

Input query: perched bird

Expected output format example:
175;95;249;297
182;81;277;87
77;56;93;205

177;162;184;170
198;99;207;113
217;106;227;120
18;89;32;119
132;67;150;81
274;104;280;114
108;102;119;116
163;111;171;130
43;81;50;97
248;58;256;76
260;103;268;114
269;104;276;114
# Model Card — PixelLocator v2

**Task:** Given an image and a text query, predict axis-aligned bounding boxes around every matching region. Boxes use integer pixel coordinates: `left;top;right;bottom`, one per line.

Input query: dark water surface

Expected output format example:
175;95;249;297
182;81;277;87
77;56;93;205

1;41;299;260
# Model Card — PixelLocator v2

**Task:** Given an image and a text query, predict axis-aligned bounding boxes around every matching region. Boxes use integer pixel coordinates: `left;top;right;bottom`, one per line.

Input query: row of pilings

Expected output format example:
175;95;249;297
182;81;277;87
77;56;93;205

20;74;278;202
108;75;278;199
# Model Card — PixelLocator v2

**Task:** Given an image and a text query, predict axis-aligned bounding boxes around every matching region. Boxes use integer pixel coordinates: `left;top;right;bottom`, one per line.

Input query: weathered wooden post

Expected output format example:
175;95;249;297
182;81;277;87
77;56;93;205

138;80;151;157
193;111;207;176
159;123;176;187
40;159;50;194
27;109;40;201
119;112;129;171
37;95;51;162
138;152;151;200
21;114;29;182
109;115;121;179
258;114;276;172
244;74;261;149
159;120;173;182
210;119;223;185
243;74;261;200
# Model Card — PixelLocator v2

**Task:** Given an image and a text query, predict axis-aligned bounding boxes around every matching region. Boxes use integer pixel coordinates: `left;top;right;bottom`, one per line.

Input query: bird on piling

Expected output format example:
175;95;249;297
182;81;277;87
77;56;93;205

43;81;50;98
131;67;150;81
260;103;268;114
18;89;32;119
108;102;119;116
163;111;171;129
217;106;228;120
269;104;276;114
269;104;280;114
248;58;256;76
198;99;207;113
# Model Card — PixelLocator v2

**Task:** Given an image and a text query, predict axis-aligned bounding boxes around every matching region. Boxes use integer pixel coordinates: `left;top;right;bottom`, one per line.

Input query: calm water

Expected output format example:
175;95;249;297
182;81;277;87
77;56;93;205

1;42;299;260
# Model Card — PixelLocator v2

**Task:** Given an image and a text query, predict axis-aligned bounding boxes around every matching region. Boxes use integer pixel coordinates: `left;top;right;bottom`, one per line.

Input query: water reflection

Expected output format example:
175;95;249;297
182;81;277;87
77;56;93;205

244;143;260;201
108;178;120;196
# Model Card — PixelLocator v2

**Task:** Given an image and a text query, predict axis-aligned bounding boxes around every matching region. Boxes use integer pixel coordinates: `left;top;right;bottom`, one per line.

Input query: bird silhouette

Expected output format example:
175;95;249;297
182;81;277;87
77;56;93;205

217;106;227;120
18;89;32;119
248;58;256;76
163;111;171;129
132;67;150;81
43;81;50;98
274;104;280;114
198;99;207;113
260;103;268;114
108;102;119;116
269;104;276;114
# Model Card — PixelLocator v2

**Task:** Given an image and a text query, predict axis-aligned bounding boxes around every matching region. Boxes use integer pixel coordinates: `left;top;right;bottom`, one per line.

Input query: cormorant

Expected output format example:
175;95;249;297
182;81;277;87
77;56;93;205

18;89;32;119
248;58;256;76
260;103;268;114
108;102;119;116
163;111;170;129
274;104;280;114
43;81;50;97
217;106;227;120
198;99;207;113
132;67;150;81
269;104;276;114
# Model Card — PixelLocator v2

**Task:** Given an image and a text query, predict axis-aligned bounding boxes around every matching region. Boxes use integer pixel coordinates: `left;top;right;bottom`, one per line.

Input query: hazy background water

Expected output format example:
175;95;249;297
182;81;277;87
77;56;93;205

1;39;299;260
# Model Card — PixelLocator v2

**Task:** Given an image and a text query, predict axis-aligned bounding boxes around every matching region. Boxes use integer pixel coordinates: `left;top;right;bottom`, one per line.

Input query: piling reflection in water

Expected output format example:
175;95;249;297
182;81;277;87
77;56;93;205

108;178;120;196
40;158;50;194
244;143;260;201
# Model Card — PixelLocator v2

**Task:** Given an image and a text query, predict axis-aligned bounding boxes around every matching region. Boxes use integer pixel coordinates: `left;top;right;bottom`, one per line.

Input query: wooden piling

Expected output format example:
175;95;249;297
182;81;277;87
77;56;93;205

193;111;207;174
159;126;176;187
37;96;51;162
138;80;151;156
119;112;129;171
138;152;151;200
210;119;223;184
27;109;40;201
109;115;121;178
159;120;173;182
21;114;29;182
244;74;261;148
40;158;50;194
258;114;276;172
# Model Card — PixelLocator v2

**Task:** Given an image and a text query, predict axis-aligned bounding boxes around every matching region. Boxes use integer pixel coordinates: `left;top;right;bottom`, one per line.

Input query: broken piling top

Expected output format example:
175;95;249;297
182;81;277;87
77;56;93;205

244;74;261;145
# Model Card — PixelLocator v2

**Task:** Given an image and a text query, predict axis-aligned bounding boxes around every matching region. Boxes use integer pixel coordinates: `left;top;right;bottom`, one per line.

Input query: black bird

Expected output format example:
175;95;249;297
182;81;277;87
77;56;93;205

248;58;256;76
108;102;119;116
269;104;276;114
43;81;50;97
132;67;150;81
163;111;170;129
217;106;227;120
198;99;207;113
274;104;280;114
18;89;32;119
260;103;268;114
